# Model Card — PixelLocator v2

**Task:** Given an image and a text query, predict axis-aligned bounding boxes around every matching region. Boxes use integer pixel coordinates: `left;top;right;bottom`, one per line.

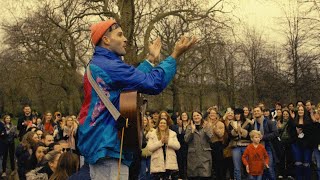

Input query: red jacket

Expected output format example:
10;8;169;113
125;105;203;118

242;144;269;176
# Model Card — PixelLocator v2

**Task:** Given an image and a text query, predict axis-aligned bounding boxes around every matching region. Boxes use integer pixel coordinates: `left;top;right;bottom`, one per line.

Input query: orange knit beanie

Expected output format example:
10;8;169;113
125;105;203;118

90;19;117;46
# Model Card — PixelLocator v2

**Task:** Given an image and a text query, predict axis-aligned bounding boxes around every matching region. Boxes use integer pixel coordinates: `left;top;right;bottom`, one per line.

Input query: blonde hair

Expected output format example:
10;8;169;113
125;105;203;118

42;150;60;164
21;131;36;150
143;116;151;133
156;118;169;140
159;111;173;126
64;116;74;127
249;130;262;140
206;109;218;121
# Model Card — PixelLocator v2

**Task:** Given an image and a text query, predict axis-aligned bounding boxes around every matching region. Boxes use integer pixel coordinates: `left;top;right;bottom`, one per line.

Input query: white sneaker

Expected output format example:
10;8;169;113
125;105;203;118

1;172;6;177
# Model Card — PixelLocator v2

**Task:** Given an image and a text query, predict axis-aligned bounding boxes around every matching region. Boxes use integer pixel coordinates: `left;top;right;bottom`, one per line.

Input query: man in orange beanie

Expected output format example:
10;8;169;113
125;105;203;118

77;18;196;180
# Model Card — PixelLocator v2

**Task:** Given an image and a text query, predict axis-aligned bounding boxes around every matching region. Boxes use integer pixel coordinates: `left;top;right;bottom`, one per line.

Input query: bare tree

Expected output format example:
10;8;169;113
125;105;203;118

85;0;228;64
238;27;266;105
1;0;92;114
280;0;320;101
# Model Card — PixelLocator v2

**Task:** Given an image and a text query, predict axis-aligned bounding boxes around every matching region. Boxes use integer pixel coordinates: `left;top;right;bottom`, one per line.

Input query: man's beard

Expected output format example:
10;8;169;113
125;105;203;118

254;115;262;119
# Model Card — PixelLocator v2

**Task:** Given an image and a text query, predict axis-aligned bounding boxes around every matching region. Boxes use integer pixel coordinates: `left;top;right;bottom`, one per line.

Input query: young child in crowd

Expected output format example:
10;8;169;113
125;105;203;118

242;130;269;180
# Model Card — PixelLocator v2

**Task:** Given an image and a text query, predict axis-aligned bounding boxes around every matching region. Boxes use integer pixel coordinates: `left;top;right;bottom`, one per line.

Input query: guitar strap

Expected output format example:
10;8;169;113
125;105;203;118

86;65;121;121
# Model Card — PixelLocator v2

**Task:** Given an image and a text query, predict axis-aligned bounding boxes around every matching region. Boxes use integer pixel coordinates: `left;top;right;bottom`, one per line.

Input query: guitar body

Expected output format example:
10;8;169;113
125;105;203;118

119;91;144;151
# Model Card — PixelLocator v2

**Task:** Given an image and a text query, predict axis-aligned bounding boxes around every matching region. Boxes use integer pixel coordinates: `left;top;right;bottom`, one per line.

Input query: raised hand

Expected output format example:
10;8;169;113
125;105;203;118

237;125;242;135
177;119;182;127
171;36;197;59
161;135;168;144
190;120;196;133
147;37;162;64
276;120;282;128
290;110;295;119
164;136;168;144
296;127;303;134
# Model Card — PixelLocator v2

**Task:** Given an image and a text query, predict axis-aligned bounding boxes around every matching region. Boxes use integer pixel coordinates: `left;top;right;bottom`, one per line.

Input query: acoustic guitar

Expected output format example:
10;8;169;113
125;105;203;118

119;91;146;151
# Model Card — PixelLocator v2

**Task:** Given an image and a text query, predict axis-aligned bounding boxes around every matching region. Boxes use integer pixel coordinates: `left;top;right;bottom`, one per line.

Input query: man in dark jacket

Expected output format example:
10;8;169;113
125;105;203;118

252;106;279;180
0;121;6;173
17;105;32;141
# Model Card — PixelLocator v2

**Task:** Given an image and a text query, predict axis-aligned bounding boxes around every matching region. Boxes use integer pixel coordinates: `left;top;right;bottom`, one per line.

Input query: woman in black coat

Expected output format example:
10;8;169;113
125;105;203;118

1;115;17;177
176;112;190;179
287;106;314;180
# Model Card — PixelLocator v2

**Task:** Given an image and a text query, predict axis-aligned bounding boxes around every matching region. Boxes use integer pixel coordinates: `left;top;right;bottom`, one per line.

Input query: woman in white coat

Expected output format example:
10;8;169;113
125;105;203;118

147;117;181;180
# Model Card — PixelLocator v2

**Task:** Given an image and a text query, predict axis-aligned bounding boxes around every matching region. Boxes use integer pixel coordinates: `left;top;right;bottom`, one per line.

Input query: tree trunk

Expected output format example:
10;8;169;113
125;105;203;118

61;71;82;115
117;0;137;65
172;78;181;113
230;60;235;107
65;86;82;115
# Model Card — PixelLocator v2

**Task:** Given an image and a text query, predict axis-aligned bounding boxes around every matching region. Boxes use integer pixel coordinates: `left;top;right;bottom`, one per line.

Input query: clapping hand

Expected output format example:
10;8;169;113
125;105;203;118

190;120;196;133
237;124;242;134
290;110;295;119
161;135;168;144
277;120;282;128
148;37;162;64
171;36;197;59
177;119;182;127
296;127;303;134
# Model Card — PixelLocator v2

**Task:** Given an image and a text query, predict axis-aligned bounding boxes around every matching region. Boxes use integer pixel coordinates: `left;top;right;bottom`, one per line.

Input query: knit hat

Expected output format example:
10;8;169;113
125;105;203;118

90;19;117;46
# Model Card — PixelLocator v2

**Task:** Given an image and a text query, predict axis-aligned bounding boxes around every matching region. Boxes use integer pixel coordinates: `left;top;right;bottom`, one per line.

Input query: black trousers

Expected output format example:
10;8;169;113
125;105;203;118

222;156;234;180
177;148;188;179
211;141;224;180
2;142;15;172
151;170;179;180
278;142;294;177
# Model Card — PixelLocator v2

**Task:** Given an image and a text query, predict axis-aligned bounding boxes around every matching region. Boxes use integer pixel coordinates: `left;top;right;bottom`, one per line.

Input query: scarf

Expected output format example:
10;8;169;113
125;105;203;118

254;118;264;136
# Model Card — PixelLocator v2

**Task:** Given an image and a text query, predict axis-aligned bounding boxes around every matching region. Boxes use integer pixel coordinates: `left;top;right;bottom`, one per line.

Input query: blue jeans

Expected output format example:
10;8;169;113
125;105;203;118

263;145;275;180
232;146;247;180
89;158;129;180
248;175;262;180
313;147;320;179
139;157;151;180
291;143;312;180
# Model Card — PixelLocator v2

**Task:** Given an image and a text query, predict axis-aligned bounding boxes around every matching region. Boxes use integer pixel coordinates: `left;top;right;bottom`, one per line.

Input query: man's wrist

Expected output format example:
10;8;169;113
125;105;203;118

145;59;155;67
147;54;156;63
171;51;179;59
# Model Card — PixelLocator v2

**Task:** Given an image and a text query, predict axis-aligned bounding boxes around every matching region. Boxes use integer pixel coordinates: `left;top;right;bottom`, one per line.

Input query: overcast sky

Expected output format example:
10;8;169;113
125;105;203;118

0;0;289;44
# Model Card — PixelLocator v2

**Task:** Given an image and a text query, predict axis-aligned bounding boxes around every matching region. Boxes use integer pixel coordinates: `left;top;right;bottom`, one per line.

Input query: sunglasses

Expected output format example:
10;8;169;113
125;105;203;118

62;148;71;152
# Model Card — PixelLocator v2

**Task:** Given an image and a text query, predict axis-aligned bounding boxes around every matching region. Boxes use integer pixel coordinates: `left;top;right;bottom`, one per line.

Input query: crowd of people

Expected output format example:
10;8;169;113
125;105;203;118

140;101;320;180
0;100;320;180
0;105;80;180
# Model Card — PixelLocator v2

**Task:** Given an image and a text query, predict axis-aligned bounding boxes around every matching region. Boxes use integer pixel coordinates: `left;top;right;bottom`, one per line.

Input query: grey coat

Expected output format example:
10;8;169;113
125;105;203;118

184;124;213;177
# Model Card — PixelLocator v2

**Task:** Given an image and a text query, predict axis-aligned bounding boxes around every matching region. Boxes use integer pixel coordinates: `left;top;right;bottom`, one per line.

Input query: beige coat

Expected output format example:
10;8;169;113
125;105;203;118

147;129;180;173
